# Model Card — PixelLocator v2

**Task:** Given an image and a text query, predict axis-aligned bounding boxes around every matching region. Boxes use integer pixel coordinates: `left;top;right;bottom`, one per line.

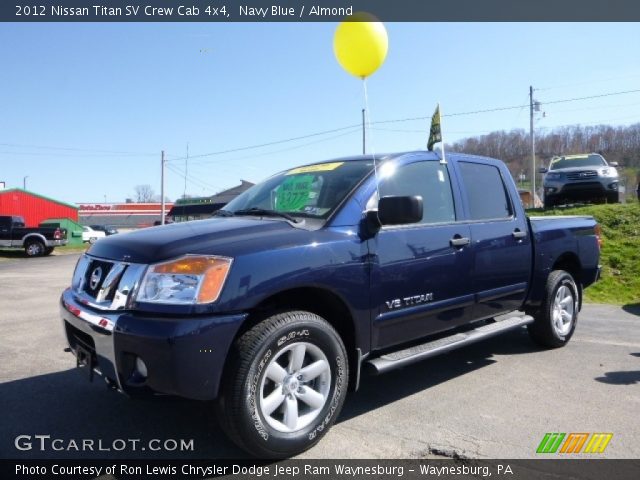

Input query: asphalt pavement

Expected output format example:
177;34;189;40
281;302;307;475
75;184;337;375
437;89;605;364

0;254;638;459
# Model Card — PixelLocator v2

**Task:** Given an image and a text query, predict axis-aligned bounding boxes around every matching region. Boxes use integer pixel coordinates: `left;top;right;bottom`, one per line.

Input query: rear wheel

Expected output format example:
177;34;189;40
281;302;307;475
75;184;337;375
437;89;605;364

43;247;54;256
25;240;45;257
528;270;579;348
216;311;348;458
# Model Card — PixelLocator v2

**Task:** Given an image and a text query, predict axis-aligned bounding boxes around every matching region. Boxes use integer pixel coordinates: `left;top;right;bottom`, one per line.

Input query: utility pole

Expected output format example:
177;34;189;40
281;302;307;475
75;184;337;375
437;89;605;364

530;86;536;207
160;150;166;225
184;143;189;199
362;108;366;155
23;176;28;190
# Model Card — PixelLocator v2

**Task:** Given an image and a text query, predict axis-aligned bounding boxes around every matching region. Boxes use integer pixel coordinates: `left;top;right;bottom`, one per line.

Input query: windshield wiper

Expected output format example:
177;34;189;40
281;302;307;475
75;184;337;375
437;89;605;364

233;208;300;223
212;209;234;217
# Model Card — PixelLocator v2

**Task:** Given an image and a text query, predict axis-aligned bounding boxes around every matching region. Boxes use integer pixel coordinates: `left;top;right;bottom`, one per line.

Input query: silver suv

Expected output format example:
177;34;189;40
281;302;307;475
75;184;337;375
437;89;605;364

540;153;619;208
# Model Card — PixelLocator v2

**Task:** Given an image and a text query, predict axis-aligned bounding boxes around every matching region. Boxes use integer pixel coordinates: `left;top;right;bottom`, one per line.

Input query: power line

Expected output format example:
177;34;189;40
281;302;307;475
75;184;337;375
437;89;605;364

187;127;361;167
167;123;361;163
541;88;640;106
165;163;226;192
0;142;157;156
372;88;640;125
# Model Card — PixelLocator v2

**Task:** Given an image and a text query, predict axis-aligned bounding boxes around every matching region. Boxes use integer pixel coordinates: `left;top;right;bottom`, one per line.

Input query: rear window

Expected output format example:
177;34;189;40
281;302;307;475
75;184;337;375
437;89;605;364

459;162;512;220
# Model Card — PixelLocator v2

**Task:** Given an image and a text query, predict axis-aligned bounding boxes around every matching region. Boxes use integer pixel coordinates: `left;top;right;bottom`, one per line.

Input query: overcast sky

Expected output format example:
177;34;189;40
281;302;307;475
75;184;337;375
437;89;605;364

1;22;639;203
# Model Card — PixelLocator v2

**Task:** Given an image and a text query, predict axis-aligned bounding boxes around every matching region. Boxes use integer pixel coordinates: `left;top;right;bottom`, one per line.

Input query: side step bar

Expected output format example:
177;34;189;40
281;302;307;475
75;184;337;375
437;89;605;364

365;314;534;374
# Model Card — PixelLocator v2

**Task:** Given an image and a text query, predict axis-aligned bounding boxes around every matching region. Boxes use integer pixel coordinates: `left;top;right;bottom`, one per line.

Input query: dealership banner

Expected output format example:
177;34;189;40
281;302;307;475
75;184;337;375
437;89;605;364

3;459;640;480
2;0;640;22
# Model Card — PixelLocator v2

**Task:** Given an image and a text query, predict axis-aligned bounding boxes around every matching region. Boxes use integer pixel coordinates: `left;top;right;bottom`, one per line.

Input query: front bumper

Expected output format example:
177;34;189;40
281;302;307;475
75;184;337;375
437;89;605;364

60;288;247;400
543;179;618;200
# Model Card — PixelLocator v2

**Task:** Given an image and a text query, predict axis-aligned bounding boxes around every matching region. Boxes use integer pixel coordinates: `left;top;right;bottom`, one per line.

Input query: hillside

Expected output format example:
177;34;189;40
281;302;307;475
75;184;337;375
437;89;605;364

530;202;640;305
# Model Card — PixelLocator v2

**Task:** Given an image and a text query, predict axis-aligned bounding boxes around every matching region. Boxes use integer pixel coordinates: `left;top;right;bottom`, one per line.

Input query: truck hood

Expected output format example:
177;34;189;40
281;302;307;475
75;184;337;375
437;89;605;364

548;166;609;173
87;217;303;264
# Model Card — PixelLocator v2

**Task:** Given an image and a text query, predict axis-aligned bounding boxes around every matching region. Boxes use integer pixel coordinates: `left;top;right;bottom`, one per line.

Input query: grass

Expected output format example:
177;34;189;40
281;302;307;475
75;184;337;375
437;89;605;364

529;201;640;305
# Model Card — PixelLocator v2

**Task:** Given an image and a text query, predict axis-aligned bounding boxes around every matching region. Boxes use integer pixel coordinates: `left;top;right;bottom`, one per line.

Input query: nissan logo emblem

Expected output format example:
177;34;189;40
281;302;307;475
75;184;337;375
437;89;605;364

89;266;103;290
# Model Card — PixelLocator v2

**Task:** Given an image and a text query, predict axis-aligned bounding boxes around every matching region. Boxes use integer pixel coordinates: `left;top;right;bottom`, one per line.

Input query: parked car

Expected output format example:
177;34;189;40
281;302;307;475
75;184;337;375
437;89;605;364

61;151;601;458
0;215;67;256
90;225;119;236
82;226;106;244
540;153;620;208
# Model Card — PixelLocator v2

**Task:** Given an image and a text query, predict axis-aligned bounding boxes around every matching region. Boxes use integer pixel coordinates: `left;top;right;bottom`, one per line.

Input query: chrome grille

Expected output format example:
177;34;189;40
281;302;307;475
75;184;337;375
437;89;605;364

566;170;597;181
72;255;146;310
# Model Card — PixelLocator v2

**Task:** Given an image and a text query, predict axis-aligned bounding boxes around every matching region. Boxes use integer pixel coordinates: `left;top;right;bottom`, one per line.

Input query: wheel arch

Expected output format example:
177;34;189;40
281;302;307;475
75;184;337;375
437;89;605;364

551;252;583;309
22;233;47;245
231;286;361;392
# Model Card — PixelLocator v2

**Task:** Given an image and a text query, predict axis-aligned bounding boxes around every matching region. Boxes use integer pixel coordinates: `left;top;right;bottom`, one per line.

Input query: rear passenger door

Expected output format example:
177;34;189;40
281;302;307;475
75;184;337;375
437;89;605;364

457;160;532;320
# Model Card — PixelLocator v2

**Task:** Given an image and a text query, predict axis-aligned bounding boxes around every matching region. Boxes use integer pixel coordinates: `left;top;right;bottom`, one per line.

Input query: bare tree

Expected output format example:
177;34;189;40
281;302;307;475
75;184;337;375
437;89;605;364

134;184;155;203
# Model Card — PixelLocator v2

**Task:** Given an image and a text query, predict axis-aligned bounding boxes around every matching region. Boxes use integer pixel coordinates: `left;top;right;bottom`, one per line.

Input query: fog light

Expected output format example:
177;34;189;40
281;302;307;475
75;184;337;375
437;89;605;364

134;357;148;378
609;182;618;190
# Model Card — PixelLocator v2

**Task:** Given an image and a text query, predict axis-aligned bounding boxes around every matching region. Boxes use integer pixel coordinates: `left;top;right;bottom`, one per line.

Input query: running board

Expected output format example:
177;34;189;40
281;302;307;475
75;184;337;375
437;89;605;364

365;314;534;374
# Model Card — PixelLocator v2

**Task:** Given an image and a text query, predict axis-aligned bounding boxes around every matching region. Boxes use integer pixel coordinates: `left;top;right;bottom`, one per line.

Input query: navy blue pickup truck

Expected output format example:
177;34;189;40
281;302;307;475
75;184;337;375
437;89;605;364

60;152;600;457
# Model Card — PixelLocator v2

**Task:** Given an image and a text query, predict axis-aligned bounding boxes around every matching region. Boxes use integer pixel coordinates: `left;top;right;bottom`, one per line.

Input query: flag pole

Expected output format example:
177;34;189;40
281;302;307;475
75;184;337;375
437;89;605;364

438;102;447;164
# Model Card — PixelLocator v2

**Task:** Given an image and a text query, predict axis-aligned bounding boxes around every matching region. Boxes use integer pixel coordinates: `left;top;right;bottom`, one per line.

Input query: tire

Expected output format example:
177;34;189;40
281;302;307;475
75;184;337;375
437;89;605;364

543;196;555;209
528;270;579;348
606;192;619;204
216;311;349;458
24;239;45;257
43;247;54;256
89;237;97;244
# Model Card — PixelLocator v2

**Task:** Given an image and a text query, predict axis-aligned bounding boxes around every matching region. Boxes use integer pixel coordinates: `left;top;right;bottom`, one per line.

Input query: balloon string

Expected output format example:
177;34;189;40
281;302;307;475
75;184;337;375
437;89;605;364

363;78;381;203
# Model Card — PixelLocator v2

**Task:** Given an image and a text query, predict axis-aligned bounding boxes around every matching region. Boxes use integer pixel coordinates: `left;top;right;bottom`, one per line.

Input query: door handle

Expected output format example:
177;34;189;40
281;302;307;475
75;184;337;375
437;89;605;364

450;236;470;248
512;229;527;239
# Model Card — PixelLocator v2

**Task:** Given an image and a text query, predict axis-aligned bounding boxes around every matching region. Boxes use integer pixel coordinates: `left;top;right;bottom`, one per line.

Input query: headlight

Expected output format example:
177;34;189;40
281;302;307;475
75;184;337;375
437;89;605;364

600;168;617;177
136;255;232;305
546;172;562;180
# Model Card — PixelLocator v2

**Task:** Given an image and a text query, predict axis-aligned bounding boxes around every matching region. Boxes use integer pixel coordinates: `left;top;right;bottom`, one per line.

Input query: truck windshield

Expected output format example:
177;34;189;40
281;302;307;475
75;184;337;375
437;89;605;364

224;160;374;219
550;154;606;170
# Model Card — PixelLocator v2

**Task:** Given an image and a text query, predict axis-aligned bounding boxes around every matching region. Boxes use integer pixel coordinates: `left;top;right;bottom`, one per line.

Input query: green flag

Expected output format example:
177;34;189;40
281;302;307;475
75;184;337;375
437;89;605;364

427;104;442;151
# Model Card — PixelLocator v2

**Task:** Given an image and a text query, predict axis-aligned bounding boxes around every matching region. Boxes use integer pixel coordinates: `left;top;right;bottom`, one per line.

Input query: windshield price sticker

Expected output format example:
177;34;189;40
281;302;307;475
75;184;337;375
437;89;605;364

276;175;314;211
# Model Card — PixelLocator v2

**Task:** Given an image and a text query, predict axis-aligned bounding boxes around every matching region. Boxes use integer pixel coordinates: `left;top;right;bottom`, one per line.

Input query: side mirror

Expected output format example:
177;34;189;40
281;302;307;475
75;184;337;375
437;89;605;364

379;195;423;225
538;167;548;174
609;162;619;167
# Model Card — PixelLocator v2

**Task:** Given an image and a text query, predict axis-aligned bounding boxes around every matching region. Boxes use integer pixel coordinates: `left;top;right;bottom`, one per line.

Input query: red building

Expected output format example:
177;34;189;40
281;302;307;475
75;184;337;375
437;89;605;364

0;189;78;226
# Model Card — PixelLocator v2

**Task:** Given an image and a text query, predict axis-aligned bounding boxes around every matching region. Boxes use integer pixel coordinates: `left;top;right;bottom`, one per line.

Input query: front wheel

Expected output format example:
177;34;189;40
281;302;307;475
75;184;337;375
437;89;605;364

543;196;555;209
216;311;348;458
528;270;579;348
606;192;619;204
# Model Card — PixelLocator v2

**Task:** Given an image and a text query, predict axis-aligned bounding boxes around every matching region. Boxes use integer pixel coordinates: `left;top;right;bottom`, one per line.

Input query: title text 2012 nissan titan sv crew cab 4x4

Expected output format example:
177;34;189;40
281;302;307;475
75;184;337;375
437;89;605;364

60;152;601;458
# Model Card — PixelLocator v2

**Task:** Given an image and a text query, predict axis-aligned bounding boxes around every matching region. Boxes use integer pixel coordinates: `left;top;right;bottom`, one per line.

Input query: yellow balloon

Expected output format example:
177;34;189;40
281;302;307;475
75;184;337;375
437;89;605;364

333;12;388;79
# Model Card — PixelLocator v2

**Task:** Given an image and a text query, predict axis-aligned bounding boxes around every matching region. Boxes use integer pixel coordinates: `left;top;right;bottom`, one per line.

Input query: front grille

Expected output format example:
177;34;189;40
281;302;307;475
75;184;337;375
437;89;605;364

566;170;597;181
83;260;114;298
73;255;146;310
563;182;603;191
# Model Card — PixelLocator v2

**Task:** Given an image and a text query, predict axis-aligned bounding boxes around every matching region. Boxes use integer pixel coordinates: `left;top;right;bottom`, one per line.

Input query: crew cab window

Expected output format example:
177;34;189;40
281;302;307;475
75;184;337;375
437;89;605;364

373;161;456;224
459;162;512;220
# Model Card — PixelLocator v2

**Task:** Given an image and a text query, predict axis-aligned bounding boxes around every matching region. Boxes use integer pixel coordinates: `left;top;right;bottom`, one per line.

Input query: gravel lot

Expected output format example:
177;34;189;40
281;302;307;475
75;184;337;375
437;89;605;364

1;254;638;459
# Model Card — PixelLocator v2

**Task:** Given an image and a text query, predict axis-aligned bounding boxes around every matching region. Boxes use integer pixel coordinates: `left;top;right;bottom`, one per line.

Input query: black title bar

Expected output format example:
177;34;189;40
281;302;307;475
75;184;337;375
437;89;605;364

3;0;640;22
3;459;640;480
